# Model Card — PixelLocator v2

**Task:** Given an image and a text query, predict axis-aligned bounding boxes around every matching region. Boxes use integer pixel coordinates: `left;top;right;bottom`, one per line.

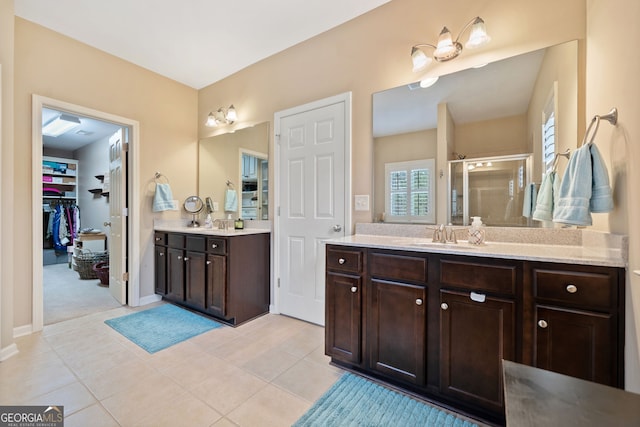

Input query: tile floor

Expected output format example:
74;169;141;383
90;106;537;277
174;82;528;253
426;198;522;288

0;303;343;426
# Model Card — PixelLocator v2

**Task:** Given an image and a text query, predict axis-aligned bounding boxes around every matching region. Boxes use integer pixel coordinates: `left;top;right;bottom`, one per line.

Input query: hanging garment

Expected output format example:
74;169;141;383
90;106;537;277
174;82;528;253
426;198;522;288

52;205;66;252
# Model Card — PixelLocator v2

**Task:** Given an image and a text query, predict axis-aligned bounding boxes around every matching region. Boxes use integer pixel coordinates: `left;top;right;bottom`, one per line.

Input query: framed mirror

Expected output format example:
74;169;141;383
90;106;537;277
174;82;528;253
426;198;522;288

372;40;580;227
198;122;270;220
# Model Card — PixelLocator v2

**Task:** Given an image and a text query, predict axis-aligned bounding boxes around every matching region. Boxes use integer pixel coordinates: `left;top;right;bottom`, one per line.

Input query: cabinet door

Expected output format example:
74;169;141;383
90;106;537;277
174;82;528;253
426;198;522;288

167;248;185;301
368;279;426;386
206;254;227;317
154;245;167;295
325;272;362;364
440;290;515;414
535;306;614;386
185;251;206;309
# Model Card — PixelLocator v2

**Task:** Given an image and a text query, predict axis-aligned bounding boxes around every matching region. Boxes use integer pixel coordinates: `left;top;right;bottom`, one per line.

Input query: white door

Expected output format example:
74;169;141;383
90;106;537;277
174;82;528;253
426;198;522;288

108;128;127;304
276;93;351;326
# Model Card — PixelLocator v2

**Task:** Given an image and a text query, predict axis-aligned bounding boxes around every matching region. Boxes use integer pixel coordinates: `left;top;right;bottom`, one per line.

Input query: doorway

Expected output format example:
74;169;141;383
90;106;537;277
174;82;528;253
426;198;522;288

274;92;352;326
31;95;141;331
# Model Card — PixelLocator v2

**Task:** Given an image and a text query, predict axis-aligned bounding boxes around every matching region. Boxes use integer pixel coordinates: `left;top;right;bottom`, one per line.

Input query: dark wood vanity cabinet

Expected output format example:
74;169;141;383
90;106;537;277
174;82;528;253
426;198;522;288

155;231;270;326
529;262;624;387
325;244;624;425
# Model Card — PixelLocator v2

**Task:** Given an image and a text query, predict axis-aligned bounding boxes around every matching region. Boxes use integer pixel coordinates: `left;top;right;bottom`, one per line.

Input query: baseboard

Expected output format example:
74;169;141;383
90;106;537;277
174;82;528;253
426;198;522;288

0;343;19;362
138;294;162;306
269;304;279;314
14;324;33;338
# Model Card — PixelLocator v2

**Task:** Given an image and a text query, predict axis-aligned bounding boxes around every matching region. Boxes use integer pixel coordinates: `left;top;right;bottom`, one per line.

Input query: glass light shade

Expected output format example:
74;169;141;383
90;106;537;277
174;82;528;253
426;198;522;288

411;48;431;72
226;105;237;122
205;113;218;127
465;18;491;49
419;76;439;88
433;28;456;57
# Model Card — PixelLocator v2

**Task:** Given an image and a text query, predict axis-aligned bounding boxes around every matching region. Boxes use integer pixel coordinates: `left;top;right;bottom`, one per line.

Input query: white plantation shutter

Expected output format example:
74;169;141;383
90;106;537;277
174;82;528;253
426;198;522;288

385;159;435;223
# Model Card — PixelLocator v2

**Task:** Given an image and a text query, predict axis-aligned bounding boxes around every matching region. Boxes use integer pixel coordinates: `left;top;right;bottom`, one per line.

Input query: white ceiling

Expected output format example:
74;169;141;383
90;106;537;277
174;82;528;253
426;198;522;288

42;108;122;151
373;48;546;137
15;0;391;90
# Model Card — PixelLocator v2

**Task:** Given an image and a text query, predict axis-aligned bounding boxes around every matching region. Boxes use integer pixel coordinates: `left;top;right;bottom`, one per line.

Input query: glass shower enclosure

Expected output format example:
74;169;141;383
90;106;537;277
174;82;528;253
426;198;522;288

449;153;533;227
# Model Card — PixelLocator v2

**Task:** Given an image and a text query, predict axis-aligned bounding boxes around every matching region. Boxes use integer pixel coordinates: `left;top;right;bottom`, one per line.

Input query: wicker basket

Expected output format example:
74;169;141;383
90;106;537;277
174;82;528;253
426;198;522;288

76;250;108;280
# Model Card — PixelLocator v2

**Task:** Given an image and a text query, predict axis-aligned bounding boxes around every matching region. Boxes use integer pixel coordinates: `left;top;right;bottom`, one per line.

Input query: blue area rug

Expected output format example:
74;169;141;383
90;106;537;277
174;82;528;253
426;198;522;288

294;373;478;427
104;304;222;353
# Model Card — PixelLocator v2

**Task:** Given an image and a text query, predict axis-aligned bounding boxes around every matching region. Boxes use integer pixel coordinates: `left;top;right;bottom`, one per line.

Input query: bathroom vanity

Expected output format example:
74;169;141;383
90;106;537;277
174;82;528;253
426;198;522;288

325;233;625;424
154;227;270;326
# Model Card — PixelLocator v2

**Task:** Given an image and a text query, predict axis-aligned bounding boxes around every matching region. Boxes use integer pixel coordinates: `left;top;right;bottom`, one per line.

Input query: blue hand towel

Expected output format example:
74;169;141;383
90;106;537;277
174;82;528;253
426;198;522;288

522;182;537;218
532;171;559;222
553;143;594;226
589;143;613;212
224;189;238;211
153;183;177;212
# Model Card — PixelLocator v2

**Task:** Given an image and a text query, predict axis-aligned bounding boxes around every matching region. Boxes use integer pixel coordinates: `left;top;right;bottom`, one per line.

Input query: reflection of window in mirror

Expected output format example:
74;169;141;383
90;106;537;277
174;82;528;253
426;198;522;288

384;159;435;223
542;85;557;177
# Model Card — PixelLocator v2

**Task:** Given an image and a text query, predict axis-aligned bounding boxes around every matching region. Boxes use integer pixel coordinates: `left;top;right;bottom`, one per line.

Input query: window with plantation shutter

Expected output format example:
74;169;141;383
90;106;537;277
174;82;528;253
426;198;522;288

542;86;557;176
385;159;435;223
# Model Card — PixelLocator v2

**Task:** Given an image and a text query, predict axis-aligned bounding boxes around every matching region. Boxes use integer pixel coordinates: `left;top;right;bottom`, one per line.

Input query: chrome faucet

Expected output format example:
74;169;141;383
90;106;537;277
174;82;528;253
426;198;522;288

213;218;227;230
429;224;457;244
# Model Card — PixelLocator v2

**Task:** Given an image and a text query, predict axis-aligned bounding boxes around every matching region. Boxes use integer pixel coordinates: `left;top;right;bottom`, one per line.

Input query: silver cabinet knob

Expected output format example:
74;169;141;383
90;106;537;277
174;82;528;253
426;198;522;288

212;244;218;249
104;221;111;227
566;284;578;293
333;224;343;232
538;319;548;328
351;286;357;293
416;299;423;306
441;302;448;310
206;261;211;265
184;257;189;262
155;237;161;241
159;252;164;257
338;258;346;265
177;256;182;260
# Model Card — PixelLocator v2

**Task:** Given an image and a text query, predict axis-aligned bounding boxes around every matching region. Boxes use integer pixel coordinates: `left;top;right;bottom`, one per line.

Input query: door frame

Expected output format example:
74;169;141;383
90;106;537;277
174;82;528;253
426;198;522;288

31;95;141;331
272;92;352;315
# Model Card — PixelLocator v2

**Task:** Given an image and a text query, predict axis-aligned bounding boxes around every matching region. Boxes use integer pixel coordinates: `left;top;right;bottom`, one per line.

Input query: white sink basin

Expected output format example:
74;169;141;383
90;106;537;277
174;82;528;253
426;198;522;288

410;241;479;249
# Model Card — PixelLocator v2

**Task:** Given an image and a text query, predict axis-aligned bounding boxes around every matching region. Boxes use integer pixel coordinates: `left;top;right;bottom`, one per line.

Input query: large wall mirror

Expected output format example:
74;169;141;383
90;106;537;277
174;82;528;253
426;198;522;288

199;122;270;220
372;40;580;227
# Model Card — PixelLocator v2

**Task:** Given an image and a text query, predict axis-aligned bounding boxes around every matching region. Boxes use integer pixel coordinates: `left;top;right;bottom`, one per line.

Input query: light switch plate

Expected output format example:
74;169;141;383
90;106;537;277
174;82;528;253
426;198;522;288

354;195;370;211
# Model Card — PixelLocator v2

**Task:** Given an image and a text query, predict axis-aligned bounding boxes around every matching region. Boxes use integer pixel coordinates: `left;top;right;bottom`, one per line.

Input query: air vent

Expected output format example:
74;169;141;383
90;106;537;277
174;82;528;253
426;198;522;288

76;130;94;136
407;81;421;91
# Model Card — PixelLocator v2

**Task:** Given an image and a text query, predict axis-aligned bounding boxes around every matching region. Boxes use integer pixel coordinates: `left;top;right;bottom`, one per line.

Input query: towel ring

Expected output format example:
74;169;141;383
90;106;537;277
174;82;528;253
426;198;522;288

154;172;169;184
579;107;618;147
551;148;571;172
226;180;234;189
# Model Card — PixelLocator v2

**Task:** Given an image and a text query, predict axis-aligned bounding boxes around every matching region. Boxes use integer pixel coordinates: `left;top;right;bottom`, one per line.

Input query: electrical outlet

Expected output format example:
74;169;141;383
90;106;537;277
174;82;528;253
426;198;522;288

354;195;370;211
213;202;219;212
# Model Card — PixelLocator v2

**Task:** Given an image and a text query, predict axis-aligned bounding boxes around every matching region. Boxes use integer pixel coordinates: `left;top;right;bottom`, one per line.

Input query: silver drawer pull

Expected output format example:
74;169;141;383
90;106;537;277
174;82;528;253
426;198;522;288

155;237;161;241
338;258;346;265
177;256;182;260
441;302;448;310
159;252;164;257
416;299;423;306
184;257;189;262
470;292;486;303
206;261;211;265
351;286;357;293
566;284;578;293
538;319;548;328
212;244;218;249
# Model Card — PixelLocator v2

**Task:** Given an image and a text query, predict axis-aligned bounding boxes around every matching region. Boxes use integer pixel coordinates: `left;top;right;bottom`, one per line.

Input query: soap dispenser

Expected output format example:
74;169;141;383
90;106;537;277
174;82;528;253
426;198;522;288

468;216;486;245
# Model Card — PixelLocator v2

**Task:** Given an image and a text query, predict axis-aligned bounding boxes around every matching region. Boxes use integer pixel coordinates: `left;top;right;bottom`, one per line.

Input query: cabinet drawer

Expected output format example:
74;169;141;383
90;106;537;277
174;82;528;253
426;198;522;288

207;237;227;255
186;235;206;252
327;247;363;274
369;252;428;284
154;232;167;245
533;268;615;311
440;258;518;295
167;233;185;248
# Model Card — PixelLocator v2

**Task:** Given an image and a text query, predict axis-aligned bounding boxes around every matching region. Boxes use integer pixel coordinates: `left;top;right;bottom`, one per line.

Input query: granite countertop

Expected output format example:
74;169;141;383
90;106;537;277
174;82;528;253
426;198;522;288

154;225;270;236
503;360;640;426
326;234;625;268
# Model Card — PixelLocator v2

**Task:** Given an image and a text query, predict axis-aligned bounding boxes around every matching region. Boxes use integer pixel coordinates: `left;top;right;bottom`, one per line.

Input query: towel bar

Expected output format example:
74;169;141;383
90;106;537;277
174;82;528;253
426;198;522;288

579;107;618;147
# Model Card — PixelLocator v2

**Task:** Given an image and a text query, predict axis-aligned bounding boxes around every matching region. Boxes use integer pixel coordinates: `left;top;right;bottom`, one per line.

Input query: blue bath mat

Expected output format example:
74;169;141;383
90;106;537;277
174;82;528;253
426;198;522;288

105;304;222;353
293;373;479;427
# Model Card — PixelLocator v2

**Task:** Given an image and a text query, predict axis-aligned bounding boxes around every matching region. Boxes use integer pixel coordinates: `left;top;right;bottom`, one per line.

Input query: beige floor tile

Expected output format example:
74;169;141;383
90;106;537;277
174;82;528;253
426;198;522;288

279;325;325;359
82;357;158;400
190;364;268;415
64;403;120;427
24;381;97;416
147;339;209;372
211;417;240;427
101;371;187;425
134;391;223;427
162;352;229;389
273;358;343;403
0;359;78;404
241;346;300;382
227;384;310;427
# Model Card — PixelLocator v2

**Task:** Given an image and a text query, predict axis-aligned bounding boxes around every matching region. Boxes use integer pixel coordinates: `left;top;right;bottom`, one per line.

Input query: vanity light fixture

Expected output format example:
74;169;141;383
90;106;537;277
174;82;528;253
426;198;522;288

42;114;81;137
411;16;491;72
205;105;237;127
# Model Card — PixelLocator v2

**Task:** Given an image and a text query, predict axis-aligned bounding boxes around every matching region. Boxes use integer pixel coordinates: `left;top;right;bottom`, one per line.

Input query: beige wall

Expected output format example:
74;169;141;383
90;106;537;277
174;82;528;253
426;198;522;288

0;0;15;357
586;0;640;391
454;114;528;159
13;18;198;328
373;128;437;220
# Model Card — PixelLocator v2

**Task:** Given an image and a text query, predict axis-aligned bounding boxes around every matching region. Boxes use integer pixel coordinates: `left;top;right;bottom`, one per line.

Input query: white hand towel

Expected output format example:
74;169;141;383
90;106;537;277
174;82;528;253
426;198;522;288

553;143;593;226
224;189;238;212
153;183;177;212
